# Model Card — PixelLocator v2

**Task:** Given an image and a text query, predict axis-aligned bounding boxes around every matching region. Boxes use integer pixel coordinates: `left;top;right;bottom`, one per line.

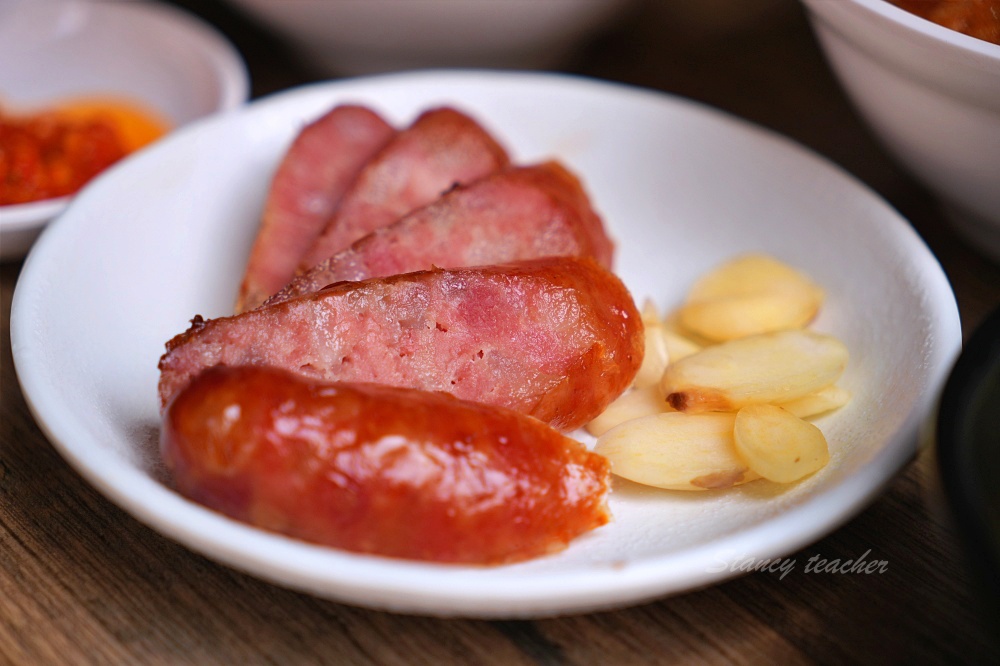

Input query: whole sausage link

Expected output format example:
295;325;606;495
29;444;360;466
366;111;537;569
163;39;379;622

161;364;612;565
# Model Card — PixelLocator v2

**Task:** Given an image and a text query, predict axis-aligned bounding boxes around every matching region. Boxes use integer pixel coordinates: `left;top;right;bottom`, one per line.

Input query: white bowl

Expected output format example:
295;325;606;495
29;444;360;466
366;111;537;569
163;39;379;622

10;71;961;617
0;0;249;261
800;0;1000;261
225;0;635;74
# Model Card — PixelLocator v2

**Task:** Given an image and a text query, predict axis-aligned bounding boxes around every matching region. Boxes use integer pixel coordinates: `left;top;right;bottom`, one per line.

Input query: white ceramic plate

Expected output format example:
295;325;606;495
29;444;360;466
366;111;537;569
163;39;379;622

0;0;249;260
10;71;960;617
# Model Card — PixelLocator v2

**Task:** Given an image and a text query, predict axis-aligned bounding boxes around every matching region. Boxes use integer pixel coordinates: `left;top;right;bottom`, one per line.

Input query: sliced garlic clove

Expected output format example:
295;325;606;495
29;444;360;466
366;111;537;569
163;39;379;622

662;328;702;363
779;385;852;419
679;254;824;342
660;330;849;413
640;298;662;326
733;404;830;482
634;324;671;389
586;385;669;437
595;411;759;491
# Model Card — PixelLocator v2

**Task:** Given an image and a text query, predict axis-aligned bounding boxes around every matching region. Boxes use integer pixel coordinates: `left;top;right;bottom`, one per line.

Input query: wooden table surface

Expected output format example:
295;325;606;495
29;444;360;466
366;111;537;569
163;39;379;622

4;1;1000;663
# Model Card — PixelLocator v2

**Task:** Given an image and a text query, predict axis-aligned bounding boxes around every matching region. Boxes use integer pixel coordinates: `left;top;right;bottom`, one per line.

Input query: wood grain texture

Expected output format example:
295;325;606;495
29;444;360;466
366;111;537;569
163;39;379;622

3;0;1000;663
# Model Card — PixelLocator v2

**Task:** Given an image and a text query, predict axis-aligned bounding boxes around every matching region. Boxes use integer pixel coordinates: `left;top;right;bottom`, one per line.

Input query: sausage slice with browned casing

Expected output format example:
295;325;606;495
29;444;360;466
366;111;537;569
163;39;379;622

159;256;644;432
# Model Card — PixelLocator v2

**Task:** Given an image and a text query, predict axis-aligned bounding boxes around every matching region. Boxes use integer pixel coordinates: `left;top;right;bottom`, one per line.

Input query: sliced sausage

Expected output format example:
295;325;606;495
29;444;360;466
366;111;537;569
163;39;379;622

295;107;510;272
159;257;644;431
235;105;395;313
267;161;614;305
161;364;611;565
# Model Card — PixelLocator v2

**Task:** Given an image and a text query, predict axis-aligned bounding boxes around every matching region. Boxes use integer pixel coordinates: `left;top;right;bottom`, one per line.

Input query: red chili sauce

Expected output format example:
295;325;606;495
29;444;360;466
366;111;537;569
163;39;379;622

889;0;1000;45
0;98;169;206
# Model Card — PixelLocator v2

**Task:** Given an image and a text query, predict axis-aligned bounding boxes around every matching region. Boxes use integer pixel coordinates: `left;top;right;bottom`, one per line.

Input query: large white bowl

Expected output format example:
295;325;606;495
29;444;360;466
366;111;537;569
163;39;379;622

10;71;961;617
225;0;635;74
0;0;249;260
800;0;1000;261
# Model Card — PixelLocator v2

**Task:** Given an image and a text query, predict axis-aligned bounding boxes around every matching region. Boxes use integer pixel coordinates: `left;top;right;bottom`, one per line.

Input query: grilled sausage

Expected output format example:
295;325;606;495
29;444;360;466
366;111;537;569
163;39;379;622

159;257;643;431
161;364;611;564
235;105;394;313
295;107;510;272
267;161;614;305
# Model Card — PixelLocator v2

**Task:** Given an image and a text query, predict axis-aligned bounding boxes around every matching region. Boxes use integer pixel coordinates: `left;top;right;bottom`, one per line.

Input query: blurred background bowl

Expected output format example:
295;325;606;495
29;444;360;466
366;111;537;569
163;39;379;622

223;0;637;75
0;0;249;261
800;0;1000;262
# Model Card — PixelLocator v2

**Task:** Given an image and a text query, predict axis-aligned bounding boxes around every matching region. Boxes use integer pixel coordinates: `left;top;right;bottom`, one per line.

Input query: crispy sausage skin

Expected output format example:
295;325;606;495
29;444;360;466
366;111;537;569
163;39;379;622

296;107;510;272
235;105;395;313
161;365;611;564
159;257;644;432
267;161;615;305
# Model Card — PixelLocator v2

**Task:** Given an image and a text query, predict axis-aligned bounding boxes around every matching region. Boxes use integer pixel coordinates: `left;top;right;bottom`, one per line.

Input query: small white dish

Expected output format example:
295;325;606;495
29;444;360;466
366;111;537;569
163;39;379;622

0;0;249;260
10;71;961;617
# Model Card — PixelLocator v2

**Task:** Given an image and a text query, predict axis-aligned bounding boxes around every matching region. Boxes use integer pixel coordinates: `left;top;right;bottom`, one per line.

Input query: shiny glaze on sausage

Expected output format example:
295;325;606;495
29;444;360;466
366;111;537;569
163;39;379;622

161;365;611;564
